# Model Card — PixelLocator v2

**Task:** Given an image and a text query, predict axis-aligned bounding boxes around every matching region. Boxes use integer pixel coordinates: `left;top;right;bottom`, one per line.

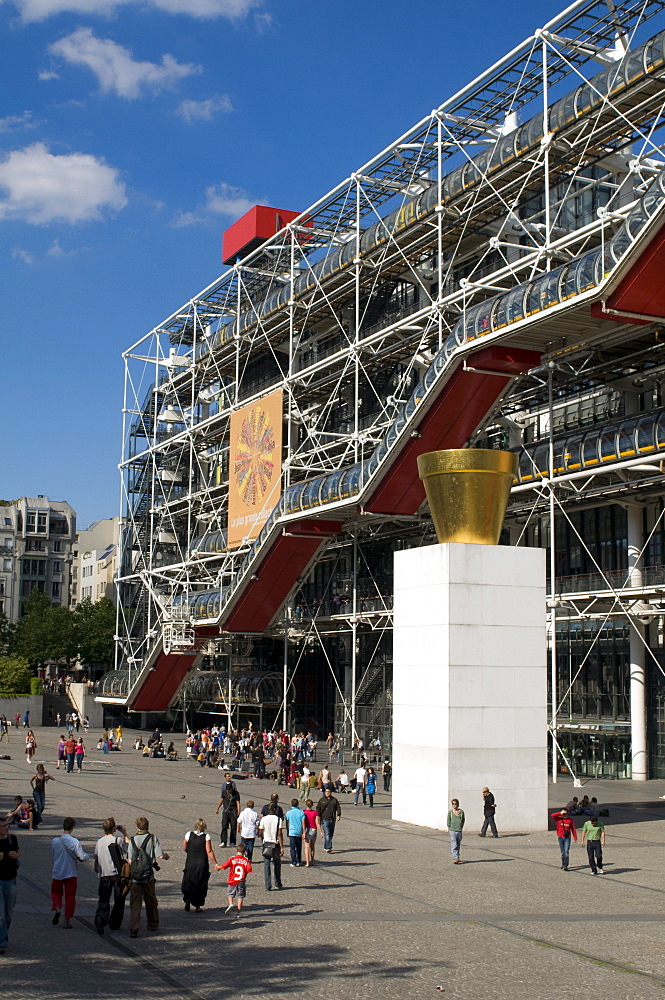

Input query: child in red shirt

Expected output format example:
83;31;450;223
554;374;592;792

218;842;252;915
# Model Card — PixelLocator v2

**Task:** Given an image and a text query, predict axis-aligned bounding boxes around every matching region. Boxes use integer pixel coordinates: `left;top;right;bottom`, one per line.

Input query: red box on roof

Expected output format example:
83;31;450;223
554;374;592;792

222;205;311;265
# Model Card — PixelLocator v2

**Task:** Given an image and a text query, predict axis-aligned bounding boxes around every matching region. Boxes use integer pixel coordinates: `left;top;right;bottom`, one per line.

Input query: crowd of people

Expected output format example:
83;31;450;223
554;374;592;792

445;787;609;875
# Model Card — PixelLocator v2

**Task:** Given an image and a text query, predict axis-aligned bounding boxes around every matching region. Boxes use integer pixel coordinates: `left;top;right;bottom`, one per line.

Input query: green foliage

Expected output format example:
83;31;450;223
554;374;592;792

0;612;15;655
0;656;32;696
29;677;44;695
74;597;116;666
14;589;77;666
10;591;116;669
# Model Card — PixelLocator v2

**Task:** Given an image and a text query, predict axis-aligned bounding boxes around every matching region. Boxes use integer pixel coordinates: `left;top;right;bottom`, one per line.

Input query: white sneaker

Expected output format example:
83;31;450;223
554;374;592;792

598;868;604;874
225;904;234;914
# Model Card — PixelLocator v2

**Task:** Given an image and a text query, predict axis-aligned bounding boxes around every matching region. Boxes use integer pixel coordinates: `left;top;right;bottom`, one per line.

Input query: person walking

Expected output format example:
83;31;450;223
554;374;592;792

56;735;66;770
181;818;218;912
215;772;240;848
23;711;29;729
0;817;20;954
581;815;606;875
93;818;129;934
551;807;577;870
25;730;37;765
366;767;377;807
303;799;320;866
258;802;284;890
127;816;169;937
30;763;54;815
447;798;465;863
237;800;260;861
316;787;341;853
51;817;89;929
299;764;311;801
219;842;252;917
64;734;77;773
55;712;61;729
0;716;8;743
353;763;367;806
382;758;392;792
75;738;86;773
479;787;499;838
285;798;306;867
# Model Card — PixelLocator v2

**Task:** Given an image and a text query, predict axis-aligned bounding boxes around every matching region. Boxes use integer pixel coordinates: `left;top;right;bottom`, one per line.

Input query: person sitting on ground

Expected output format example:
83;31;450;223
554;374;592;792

565;796;581;815
134;737;145;750
335;769;350;794
589;796;601;818
166;742;178;761
6;796;38;831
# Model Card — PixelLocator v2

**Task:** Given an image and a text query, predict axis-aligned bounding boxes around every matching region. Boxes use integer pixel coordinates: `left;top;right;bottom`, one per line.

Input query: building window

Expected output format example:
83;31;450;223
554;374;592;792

26;512;35;533
0;599;4;614
72;567;78;579
53;540;62;552
38;513;47;534
52;582;61;599
3;518;9;527
2;538;10;549
0;580;4;595
53;561;62;573
2;560;10;572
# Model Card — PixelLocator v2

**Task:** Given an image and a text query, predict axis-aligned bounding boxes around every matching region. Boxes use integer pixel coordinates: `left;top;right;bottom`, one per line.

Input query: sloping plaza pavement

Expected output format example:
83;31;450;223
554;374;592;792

3;725;665;999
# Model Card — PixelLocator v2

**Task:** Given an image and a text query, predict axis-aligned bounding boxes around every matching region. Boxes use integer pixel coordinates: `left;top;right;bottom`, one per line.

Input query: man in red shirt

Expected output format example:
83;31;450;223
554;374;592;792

218;843;252;917
64;736;77;774
551;807;577;870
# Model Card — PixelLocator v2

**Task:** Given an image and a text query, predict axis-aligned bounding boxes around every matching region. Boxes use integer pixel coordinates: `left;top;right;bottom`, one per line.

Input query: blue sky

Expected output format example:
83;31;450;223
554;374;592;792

0;0;560;528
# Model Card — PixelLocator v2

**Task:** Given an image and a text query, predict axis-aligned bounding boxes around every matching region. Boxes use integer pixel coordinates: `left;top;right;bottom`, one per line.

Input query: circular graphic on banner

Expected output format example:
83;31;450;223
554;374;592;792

234;405;276;508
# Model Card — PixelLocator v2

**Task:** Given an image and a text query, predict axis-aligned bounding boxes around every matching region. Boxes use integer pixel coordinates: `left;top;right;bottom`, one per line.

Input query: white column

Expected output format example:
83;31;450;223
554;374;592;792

392;542;547;833
627;504;647;781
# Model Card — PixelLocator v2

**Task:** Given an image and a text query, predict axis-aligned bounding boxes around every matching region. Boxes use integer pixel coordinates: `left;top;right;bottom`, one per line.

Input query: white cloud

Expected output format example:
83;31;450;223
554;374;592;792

38;69;60;81
172;181;256;227
11;246;35;264
6;0;263;22
0;112;36;132
0;142;127;224
47;238;84;256
176;95;233;123
49;28;199;99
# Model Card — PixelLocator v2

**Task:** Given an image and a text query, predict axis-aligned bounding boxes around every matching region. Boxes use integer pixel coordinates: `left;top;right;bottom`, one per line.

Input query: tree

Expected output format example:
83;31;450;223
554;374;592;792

14;590;77;666
0;655;31;695
0;611;15;655
74;597;116;667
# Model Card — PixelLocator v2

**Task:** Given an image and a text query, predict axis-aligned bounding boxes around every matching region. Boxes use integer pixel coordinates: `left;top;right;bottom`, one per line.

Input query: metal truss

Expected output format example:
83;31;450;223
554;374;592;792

115;0;665;750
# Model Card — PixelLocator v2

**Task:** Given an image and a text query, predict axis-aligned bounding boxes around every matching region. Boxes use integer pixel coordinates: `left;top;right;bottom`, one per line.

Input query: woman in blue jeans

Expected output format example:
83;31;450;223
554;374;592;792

30;764;54;814
447;799;465;864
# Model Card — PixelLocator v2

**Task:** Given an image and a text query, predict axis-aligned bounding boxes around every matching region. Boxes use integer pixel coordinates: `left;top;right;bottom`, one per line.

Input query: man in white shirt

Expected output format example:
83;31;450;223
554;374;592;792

354;765;367;806
299;765;311;801
93;817;128;935
51;817;89;929
258;803;284;891
236;799;260;861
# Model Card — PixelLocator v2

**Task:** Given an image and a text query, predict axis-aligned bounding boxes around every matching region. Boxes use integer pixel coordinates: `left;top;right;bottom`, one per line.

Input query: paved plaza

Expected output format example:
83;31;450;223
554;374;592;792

3;726;665;999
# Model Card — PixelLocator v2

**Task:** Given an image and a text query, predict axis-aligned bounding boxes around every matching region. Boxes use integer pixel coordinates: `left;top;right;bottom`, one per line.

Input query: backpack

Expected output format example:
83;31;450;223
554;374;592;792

130;835;155;883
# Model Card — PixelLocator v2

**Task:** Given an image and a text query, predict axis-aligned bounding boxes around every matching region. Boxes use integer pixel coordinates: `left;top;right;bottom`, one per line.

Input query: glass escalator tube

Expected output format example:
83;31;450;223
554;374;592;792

636;413;656;455
563;434;583;472
617;416;638;459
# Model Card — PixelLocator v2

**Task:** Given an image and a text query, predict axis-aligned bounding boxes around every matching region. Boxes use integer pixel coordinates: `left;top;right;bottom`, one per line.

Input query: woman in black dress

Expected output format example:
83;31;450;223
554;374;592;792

181;818;219;912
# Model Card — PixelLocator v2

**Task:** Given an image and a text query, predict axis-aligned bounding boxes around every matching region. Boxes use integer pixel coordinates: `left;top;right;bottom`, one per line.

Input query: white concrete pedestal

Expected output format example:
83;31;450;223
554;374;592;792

392;543;547;834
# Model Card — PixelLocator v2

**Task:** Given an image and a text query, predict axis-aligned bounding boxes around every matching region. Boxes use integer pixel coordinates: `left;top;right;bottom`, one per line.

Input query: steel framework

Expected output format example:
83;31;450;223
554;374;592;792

107;0;665;776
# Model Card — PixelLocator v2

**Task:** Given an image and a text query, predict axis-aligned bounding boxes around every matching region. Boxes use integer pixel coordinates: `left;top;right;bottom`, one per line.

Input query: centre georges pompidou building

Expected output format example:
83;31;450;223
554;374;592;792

100;0;665;779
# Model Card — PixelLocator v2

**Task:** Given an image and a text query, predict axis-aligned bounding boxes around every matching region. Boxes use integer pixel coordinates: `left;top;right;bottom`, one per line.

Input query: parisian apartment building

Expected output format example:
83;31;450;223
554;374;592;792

0;496;76;622
70;516;121;608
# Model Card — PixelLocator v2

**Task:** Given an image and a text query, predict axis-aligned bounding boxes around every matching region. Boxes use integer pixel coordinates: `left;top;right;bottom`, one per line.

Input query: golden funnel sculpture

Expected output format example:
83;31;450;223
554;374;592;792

417;448;518;545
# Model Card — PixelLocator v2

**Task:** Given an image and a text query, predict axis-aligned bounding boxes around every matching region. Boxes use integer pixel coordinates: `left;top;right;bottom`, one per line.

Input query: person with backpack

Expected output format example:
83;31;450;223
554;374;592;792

127;817;169;938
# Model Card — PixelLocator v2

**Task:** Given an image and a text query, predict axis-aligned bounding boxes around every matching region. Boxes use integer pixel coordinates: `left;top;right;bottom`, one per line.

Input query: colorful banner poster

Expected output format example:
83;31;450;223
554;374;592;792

227;388;283;548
